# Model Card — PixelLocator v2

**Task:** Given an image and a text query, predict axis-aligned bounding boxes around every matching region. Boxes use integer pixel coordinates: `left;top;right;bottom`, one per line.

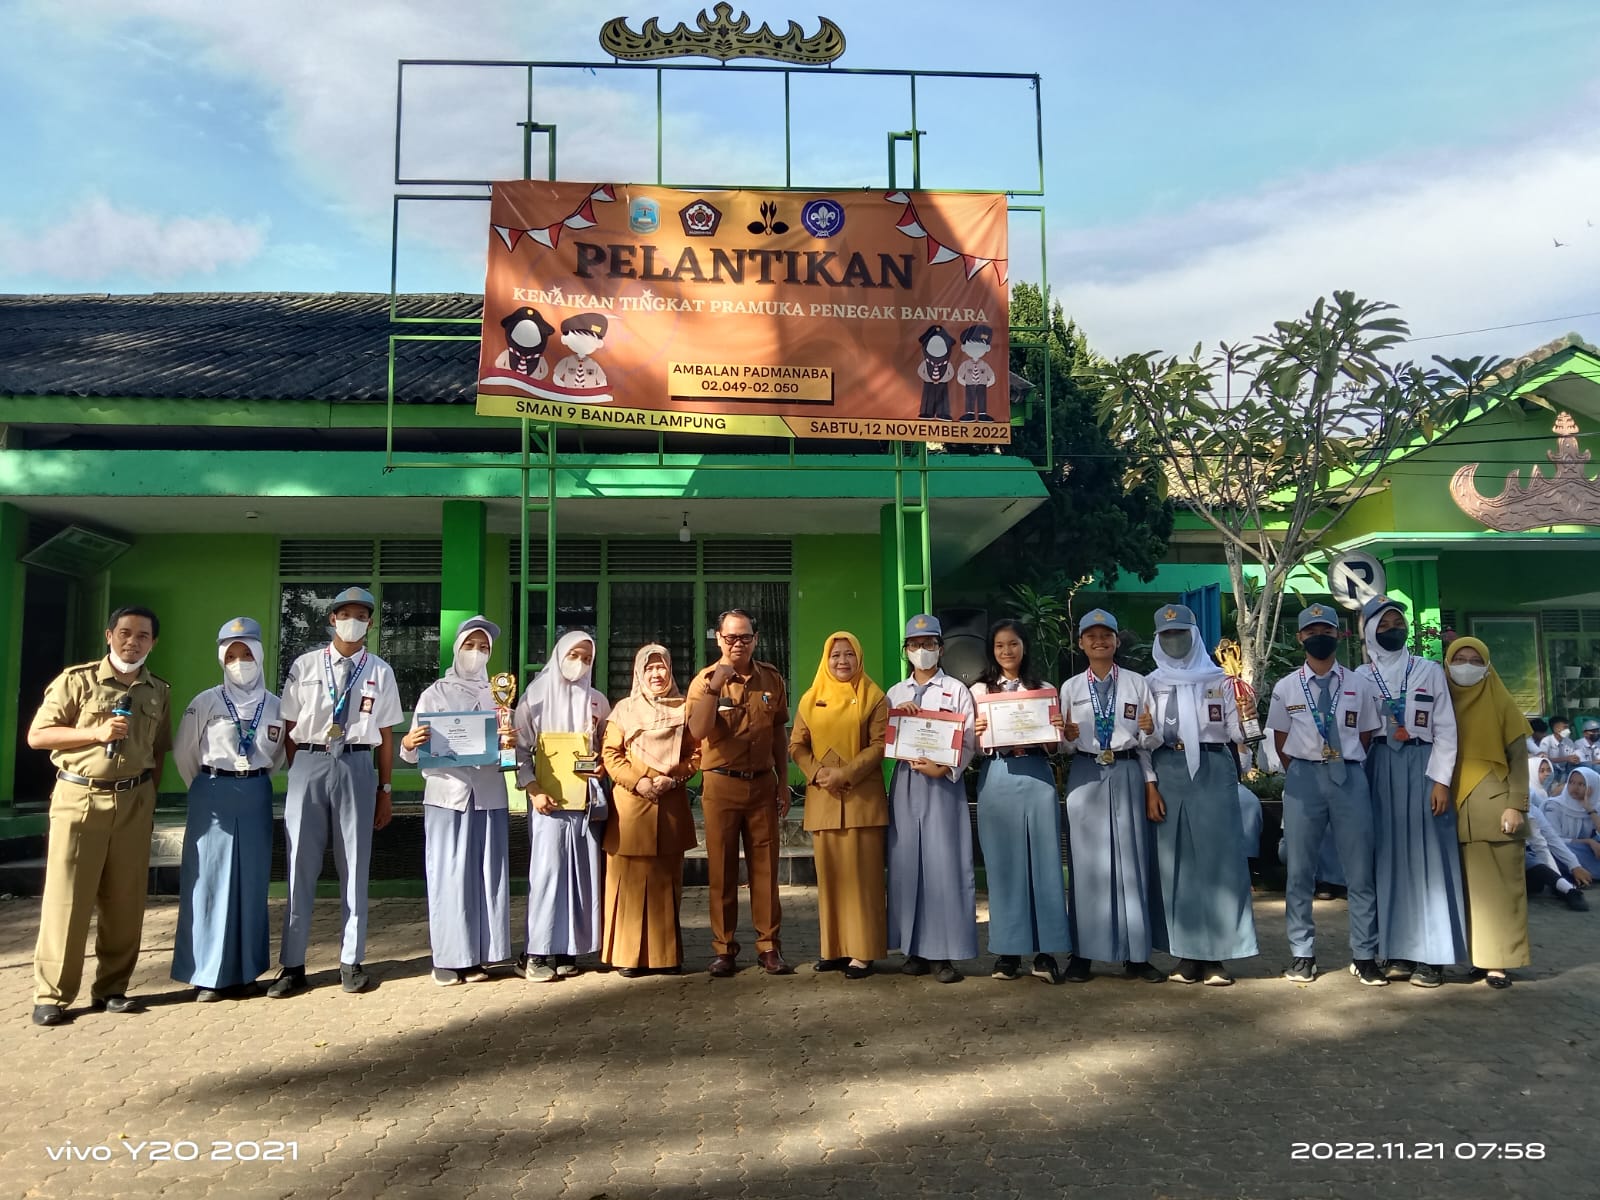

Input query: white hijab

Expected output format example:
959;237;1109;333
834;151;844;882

218;637;266;708
432;621;496;712
1362;600;1414;691
1148;617;1225;779
1546;764;1600;828
520;630;601;734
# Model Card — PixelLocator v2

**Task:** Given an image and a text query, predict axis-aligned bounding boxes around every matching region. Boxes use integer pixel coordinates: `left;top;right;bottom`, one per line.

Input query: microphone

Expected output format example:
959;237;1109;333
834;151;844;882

106;702;131;758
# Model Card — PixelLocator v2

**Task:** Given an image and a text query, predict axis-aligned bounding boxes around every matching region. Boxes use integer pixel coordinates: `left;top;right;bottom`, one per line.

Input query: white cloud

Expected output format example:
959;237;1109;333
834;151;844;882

1054;117;1600;363
0;195;266;283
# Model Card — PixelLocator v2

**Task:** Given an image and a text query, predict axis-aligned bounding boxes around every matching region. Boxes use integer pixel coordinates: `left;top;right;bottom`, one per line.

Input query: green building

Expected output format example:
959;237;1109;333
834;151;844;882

0;291;1047;819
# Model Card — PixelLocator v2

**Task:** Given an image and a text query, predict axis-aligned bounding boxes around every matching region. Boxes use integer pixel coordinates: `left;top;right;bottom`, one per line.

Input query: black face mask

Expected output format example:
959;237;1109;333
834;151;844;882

1587;734;1599;743
1302;634;1339;660
1374;628;1408;652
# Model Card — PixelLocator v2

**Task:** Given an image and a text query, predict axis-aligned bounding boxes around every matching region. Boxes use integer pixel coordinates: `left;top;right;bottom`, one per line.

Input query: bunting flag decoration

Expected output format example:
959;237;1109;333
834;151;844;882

492;188;616;255
885;191;1005;285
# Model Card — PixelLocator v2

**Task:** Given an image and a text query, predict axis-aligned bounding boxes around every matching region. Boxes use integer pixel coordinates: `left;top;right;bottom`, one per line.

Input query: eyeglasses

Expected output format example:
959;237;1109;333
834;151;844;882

721;633;755;645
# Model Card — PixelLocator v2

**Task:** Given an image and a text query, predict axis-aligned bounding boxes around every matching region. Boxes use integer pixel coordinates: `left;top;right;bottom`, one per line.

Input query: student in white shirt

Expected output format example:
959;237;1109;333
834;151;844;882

1266;602;1384;987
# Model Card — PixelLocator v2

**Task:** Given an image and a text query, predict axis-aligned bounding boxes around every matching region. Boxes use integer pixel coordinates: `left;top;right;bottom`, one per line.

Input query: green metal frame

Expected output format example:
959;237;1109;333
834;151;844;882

388;55;1051;676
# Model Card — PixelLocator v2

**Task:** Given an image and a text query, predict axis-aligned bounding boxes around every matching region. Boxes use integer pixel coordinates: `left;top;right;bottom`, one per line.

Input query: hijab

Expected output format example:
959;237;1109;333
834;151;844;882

1148;615;1225;779
609;643;687;774
218;637;266;708
1361;599;1412;688
432;617;496;712
1545;764;1599;824
1445;636;1533;799
520;630;603;735
1527;754;1553;809
797;631;886;766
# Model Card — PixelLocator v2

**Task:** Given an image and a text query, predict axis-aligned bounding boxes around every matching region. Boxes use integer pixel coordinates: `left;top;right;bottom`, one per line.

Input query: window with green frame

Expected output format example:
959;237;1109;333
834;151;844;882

508;537;793;701
277;539;442;708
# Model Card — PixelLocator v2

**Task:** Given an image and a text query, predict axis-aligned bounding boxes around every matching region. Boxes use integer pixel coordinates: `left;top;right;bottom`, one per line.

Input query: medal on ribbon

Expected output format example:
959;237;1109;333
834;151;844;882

1368;656;1413;744
1298;666;1343;761
323;647;368;740
220;686;266;770
1087;667;1118;766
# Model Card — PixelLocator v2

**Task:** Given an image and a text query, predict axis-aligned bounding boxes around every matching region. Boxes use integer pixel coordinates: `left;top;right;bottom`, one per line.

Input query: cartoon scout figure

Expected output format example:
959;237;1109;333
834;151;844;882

917;325;955;420
550;313;610;393
494;306;556;379
956;324;996;422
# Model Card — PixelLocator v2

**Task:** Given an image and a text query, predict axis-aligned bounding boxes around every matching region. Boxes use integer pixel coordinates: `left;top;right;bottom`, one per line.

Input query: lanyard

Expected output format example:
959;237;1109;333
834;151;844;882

219;687;266;756
1086;667;1119;750
1298;666;1343;755
323;647;369;725
1368;656;1414;730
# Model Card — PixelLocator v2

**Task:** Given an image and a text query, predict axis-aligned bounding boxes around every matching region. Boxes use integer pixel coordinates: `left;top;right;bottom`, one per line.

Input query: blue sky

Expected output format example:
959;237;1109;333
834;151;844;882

2;0;1598;360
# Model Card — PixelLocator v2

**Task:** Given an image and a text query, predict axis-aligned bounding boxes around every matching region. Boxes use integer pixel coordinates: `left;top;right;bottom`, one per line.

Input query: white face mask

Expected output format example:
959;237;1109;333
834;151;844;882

1449;662;1488;687
560;656;589;682
455;648;489;679
907;647;940;671
334;617;369;644
224;659;261;689
108;652;147;673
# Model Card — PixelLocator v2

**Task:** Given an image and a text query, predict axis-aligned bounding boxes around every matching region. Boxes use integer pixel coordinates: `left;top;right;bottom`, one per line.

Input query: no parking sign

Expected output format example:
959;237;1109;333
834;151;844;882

1326;551;1387;611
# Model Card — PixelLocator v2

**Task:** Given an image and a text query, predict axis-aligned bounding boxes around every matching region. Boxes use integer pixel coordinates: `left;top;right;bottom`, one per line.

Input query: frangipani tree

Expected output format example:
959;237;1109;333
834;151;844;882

1093;291;1526;693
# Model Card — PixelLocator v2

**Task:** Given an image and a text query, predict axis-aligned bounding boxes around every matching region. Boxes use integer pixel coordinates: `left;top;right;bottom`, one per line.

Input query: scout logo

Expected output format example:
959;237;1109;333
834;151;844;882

1164;608;1177;620
628;197;660;234
747;199;790;236
679;198;721;237
801;198;844;238
267;724;281;742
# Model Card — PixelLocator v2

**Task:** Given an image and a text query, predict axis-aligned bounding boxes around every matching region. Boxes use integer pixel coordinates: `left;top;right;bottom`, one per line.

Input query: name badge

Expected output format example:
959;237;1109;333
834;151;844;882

1343;710;1358;728
1122;702;1137;720
1286;703;1307;713
1208;703;1223;723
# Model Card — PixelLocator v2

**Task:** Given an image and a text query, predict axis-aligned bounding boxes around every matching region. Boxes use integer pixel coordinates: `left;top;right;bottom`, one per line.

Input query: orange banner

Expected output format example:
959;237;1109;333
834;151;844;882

476;183;1010;444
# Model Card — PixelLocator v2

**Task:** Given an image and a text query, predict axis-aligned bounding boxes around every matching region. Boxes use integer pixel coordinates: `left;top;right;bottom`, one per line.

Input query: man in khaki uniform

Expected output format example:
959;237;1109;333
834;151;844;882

686;608;792;977
27;606;172;1026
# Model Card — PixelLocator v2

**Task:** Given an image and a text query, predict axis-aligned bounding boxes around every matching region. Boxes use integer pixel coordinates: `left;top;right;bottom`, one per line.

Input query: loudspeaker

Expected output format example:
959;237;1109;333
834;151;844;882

937;607;989;687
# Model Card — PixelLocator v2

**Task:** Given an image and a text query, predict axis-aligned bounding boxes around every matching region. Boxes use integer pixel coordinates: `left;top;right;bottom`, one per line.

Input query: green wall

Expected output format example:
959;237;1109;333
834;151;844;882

792;533;885;699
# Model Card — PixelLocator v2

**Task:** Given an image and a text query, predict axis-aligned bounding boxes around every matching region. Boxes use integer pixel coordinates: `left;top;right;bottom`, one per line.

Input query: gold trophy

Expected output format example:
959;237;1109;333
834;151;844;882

491;671;518;772
572;714;603;778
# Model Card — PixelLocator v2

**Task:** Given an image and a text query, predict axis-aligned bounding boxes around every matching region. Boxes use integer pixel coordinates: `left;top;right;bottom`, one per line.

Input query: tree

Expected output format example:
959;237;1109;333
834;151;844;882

967;283;1174;649
1092;291;1520;694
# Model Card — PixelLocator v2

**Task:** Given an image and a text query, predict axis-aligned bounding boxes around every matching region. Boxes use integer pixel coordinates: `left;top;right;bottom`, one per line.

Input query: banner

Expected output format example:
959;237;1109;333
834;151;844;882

475;183;1010;444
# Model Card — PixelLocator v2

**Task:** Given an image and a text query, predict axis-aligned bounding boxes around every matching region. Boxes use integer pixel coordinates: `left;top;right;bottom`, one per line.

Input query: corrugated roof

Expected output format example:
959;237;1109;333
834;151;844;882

0;292;484;403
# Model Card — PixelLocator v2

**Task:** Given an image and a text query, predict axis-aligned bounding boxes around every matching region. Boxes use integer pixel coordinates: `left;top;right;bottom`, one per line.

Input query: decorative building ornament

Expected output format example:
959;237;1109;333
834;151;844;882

1451;412;1600;531
599;4;846;64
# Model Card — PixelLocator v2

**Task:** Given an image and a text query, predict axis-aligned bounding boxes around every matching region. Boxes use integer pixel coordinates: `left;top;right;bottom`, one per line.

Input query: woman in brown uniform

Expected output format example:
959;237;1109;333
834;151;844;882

600;644;699;977
1443;636;1533;989
790;631;890;980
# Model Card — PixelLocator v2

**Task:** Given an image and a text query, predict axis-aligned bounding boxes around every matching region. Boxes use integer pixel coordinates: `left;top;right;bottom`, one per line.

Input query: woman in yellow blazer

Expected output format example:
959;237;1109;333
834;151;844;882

600;644;699;978
790;631;890;979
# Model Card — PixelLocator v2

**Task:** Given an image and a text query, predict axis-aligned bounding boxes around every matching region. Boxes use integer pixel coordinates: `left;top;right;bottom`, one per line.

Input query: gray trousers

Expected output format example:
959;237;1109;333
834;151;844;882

1282;758;1378;960
280;750;376;968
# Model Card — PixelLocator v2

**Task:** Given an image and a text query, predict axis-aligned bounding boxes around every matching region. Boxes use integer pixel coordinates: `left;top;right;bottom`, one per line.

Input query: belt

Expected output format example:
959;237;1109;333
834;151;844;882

707;767;766;780
297;744;375;755
56;769;152;792
1080;749;1141;761
1157;743;1230;753
993;746;1053;759
1370;736;1419;747
201;765;270;778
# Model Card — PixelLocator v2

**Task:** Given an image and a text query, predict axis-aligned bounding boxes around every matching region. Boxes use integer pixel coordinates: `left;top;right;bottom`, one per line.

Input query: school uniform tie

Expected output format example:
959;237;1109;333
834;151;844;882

1314;674;1346;784
334;655;353;743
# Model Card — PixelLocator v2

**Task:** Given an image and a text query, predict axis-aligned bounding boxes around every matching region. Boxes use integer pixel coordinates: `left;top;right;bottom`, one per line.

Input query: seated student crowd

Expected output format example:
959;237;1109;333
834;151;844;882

26;591;1587;1027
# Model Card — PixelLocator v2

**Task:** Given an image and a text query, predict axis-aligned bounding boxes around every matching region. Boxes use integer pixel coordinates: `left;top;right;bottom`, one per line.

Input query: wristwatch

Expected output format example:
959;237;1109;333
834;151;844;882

378;782;392;794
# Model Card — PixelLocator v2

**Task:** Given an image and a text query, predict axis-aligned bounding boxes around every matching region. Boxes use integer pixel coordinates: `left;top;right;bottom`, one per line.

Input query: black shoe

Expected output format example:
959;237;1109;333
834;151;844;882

1062;955;1093;983
814;958;849;973
991;955;1022;980
1282;956;1318;983
90;994;141;1014
194;987;224;1003
1470;967;1514;989
617;967;645;979
1565;888;1591;911
266;966;307;999
31;1004;66;1027
1031;954;1065;984
843;961;872;980
934;960;963;984
1382;958;1415;982
1168;958;1203;984
1201;961;1234;987
340;962;370;994
1349;959;1389;986
1410;963;1444;988
1123;960;1165;983
959;411;977;422
900;955;931;977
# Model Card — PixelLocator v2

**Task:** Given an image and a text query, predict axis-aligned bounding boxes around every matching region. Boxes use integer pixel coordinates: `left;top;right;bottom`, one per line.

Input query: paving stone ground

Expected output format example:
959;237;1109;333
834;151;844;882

0;884;1593;1200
